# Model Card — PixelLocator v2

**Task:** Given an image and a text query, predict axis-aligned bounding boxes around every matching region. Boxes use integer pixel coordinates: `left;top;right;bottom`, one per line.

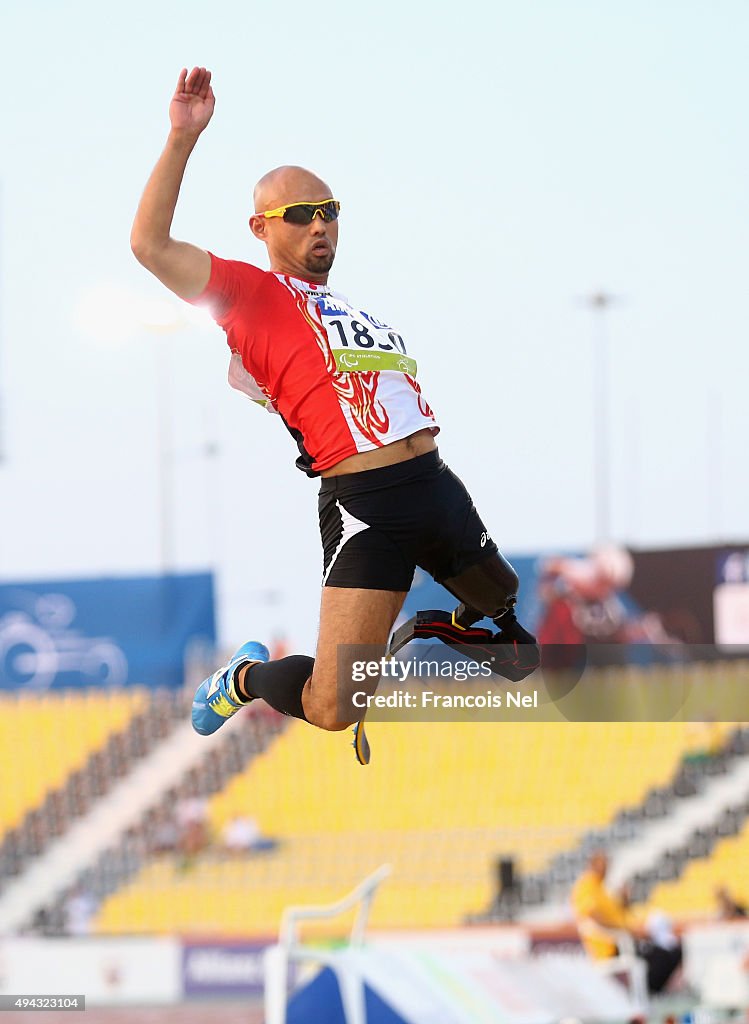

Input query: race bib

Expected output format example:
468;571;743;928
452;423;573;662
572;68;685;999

316;294;417;376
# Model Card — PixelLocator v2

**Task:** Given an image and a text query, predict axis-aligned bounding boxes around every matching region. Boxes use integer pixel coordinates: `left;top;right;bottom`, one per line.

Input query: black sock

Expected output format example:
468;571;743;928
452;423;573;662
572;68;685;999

243;655;313;722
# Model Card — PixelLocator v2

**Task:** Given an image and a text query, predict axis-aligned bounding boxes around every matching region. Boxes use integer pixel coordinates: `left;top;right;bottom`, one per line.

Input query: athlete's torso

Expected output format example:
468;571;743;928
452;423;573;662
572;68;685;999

192;255;439;475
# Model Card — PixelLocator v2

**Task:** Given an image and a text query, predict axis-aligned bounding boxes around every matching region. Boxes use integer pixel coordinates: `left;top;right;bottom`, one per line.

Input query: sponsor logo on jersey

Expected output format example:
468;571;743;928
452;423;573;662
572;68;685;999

360;310;393;330
317;295;349;317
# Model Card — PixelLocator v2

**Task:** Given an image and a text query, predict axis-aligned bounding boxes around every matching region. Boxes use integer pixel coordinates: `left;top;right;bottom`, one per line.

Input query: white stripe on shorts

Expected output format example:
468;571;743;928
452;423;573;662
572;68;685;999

322;499;370;584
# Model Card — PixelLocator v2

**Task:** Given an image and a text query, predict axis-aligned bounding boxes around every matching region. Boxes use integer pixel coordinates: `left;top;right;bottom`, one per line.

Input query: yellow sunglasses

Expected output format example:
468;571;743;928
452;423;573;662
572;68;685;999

259;199;341;225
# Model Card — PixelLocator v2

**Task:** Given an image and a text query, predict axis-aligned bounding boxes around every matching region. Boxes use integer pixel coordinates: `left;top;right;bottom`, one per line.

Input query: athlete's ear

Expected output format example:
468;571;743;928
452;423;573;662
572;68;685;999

249;215;267;241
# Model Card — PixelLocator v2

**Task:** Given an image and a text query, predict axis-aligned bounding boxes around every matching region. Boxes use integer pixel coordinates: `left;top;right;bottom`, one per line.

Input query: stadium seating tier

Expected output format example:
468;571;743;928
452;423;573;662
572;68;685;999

95;716;707;935
0;689;147;836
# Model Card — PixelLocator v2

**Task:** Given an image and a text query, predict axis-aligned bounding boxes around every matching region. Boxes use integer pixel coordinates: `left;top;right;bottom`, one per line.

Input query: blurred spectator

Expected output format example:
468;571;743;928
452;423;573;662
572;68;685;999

146;804;179;855
571;851;630;959
175;793;211;864
715;884;748;920
571;850;681;994
64;883;96;936
639;910;682;994
221;815;279;855
30;905;54;936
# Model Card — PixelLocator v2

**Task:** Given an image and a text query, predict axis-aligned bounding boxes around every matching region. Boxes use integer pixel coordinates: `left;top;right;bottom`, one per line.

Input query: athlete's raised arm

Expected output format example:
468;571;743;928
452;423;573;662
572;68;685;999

130;67;215;299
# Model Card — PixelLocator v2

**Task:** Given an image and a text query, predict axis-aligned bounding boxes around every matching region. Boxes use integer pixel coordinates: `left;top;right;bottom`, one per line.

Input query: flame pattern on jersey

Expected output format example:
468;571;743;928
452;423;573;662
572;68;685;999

404;374;435;421
281;277;392;449
334;370;391;447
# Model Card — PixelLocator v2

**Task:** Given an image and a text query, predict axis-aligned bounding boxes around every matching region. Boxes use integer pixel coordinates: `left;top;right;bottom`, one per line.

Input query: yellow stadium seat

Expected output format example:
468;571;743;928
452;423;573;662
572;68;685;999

0;689;147;836
648;820;749;918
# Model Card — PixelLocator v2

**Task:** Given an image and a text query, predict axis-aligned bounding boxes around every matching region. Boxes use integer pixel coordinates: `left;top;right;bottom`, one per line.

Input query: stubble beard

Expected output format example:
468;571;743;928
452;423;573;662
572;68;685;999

304;250;335;276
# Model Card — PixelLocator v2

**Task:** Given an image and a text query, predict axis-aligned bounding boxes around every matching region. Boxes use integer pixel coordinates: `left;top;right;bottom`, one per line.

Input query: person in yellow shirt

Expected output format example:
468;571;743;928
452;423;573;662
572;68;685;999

571;850;631;959
571;850;682;994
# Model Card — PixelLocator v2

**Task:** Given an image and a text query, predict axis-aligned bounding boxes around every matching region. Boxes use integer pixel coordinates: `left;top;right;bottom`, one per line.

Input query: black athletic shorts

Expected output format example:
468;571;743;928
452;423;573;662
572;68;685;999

318;449;500;590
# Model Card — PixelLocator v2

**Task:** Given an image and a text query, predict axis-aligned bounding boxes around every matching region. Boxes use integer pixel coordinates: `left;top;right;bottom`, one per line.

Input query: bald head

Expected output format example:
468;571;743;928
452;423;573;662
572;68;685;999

253;165;333;213
249;165;339;283
589;851;609;879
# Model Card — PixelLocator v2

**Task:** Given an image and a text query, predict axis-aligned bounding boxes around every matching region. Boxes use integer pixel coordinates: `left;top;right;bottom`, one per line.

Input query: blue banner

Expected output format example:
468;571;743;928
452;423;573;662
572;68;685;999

181;941;269;998
0;574;215;690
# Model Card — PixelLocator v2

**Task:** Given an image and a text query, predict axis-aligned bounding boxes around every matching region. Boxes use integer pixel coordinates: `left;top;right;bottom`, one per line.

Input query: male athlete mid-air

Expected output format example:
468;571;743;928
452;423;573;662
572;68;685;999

131;67;539;762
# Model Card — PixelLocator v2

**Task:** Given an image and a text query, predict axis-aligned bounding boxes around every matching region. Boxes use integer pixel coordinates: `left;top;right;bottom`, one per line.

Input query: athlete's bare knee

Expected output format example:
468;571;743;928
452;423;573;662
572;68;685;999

303;690;352;731
308;708;353;732
302;681;352;732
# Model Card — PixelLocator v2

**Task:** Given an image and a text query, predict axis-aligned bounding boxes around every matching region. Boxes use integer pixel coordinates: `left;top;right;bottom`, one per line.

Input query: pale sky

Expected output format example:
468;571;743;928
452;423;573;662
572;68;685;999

1;0;747;651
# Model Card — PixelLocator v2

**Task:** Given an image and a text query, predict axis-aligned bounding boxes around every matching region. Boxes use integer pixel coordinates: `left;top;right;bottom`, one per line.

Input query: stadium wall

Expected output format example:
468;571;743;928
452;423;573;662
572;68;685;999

1;924;746;1007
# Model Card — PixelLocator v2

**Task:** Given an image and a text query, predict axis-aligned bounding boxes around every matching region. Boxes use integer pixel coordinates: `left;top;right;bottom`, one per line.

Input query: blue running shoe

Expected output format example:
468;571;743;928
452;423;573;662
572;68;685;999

191;641;270;736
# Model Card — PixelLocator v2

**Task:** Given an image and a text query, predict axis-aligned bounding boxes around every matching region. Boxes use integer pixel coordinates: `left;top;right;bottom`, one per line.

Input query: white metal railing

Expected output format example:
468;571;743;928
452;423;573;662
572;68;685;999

264;863;391;1024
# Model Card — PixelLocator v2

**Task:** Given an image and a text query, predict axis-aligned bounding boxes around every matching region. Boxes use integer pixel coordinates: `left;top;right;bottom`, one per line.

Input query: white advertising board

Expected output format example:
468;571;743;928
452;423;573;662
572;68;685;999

684;923;749;1008
0;937;181;1006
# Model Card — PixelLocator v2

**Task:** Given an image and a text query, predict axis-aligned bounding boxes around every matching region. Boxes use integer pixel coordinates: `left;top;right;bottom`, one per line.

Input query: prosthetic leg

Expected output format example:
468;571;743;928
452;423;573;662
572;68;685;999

353;599;540;765
353;551;540;764
388;602;540;682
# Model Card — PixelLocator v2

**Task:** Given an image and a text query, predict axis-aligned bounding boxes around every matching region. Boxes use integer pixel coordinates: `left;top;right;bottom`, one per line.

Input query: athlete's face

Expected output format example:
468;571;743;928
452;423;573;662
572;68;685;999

250;167;338;283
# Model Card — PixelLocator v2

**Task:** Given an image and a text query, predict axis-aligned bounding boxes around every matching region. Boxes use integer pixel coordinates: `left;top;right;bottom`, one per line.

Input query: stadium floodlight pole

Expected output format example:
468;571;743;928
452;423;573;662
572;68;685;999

706;386;723;539
583;291;619;544
75;287;185;575
135;308;180;575
0;180;4;465
139;299;219;575
152;331;174;574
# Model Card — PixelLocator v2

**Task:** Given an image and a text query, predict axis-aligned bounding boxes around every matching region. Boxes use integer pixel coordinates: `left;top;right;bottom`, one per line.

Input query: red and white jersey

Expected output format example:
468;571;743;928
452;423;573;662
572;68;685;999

190;254;439;475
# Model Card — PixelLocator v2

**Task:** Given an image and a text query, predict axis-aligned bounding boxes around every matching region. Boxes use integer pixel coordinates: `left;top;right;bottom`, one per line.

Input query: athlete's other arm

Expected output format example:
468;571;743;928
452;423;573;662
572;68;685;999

130;67;214;299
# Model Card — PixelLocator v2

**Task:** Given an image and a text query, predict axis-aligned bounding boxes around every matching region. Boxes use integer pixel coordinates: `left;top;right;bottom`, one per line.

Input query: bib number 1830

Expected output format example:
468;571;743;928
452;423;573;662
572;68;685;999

327;318;407;354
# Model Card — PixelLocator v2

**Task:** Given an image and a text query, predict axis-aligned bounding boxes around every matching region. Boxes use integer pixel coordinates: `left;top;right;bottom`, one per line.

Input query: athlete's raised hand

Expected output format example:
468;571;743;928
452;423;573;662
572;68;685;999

131;66;215;298
170;67;215;135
